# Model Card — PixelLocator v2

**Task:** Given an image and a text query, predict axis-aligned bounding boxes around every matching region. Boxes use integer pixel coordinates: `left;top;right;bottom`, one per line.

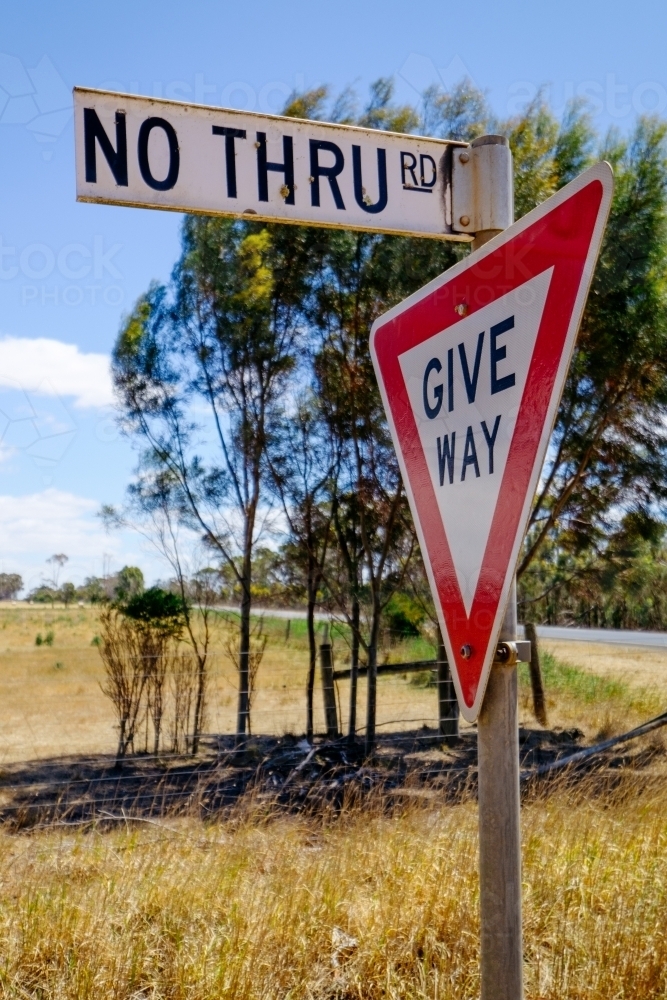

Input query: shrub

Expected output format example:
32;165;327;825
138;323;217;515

384;592;425;638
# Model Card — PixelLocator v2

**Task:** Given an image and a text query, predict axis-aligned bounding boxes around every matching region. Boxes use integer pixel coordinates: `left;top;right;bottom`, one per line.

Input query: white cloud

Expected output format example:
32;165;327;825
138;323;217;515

0;337;114;408
0;487;97;550
0;489;168;590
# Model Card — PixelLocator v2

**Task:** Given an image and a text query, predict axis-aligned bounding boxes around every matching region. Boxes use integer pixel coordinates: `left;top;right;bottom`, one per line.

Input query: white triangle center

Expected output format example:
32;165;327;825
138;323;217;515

399;268;553;615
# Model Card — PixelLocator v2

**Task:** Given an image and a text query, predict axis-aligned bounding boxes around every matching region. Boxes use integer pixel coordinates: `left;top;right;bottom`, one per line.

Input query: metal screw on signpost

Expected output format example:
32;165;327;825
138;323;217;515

471;136;523;1000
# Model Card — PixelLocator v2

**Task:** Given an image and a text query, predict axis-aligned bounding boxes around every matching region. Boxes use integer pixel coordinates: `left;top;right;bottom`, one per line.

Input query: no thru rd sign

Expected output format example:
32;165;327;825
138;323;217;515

74;87;477;241
370;162;613;721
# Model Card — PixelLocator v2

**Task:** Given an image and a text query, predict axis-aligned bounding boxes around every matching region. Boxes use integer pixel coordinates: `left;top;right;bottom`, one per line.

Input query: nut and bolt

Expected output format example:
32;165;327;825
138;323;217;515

459;151;470;164
460;644;473;660
459;215;470;226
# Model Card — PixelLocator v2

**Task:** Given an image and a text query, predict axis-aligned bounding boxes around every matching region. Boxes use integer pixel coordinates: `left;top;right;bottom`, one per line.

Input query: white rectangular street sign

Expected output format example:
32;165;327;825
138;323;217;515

74;87;472;241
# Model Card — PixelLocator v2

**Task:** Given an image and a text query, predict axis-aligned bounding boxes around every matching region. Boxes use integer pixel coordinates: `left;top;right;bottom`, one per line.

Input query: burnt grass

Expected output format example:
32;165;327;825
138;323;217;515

0;724;664;831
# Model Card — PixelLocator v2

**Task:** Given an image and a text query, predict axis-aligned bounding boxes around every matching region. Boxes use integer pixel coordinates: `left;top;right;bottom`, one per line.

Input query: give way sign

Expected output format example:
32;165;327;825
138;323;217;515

370;162;613;721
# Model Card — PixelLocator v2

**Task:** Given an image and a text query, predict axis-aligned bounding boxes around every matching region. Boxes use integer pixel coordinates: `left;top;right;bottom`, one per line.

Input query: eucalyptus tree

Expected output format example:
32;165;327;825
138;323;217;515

310;224;464;750
268;394;338;742
112;218;316;739
512;113;667;586
292;78;483;749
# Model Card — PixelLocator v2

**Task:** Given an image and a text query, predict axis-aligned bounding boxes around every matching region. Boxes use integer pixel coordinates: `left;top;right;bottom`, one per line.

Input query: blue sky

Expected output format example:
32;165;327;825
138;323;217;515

0;0;664;590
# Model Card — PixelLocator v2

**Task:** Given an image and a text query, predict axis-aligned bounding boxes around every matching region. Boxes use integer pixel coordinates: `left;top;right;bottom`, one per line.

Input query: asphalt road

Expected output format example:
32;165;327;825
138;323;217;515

525;624;667;650
219;607;667;650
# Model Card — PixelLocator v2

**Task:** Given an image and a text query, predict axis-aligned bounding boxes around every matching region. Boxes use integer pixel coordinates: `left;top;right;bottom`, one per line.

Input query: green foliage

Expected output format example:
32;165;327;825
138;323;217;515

111;74;667;677
78;577;108;604
384;592;425;638
29;586;57;604
519;511;667;629
282;85;329;121
357;78;419;134
250;548;285;604
421;78;491;141
409;669;437;688
518;651;663;719
0;573;22;600
120;587;185;638
508;105;667;579
35;630;54;647
114;566;144;602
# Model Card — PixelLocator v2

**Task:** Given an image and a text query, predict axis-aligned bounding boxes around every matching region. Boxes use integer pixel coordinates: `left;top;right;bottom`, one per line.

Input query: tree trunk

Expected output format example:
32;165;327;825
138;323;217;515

364;598;381;756
191;654;207;755
306;590;316;743
524;621;547;726
347;594;360;745
115;717;128;768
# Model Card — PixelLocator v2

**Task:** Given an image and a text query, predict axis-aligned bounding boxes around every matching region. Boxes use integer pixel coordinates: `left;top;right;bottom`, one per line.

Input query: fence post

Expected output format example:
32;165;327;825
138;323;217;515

437;628;459;743
320;625;339;739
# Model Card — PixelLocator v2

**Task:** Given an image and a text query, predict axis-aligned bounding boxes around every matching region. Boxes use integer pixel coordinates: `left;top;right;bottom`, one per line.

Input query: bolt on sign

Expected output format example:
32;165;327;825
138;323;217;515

370;163;613;720
73;87;482;240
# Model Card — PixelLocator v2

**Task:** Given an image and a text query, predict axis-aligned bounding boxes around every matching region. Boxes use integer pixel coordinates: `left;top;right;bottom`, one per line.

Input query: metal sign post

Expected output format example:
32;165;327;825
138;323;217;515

469;144;522;1000
478;581;523;1000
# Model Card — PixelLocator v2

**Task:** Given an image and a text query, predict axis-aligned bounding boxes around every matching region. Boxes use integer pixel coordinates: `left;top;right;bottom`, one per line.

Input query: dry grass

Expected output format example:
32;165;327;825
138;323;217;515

0;605;450;762
1;606;667;997
0;781;664;999
2;604;666;765
542;638;667;695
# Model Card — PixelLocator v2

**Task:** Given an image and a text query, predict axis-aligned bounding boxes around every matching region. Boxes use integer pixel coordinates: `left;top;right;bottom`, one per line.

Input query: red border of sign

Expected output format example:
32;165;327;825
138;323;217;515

370;163;613;720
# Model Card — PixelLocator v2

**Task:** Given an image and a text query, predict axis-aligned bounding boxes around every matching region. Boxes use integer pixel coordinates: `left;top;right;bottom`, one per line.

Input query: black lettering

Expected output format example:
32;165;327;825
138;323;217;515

458;332;485;404
420;153;437;188
212;126;246;198
309;140;345;209
438;433;456;485
138;117;180;191
491;315;516;395
401;151;418;186
423;358;443;419
352;145;388;214
481;415;501;474
447;348;454;412
461;426;480;481
84;108;128;186
256;132;295;204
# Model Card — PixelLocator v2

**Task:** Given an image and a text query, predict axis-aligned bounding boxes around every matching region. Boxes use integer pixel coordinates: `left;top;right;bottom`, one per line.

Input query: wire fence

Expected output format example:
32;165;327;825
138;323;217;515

1;606;665;831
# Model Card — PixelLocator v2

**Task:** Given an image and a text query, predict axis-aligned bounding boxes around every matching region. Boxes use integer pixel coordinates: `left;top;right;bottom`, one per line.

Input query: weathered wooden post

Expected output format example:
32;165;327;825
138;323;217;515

319;625;339;739
470;145;523;1000
477;580;523;1000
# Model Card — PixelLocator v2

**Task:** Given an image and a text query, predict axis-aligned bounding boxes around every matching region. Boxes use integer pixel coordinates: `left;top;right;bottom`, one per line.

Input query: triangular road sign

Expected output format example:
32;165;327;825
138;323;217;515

370;162;613;721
